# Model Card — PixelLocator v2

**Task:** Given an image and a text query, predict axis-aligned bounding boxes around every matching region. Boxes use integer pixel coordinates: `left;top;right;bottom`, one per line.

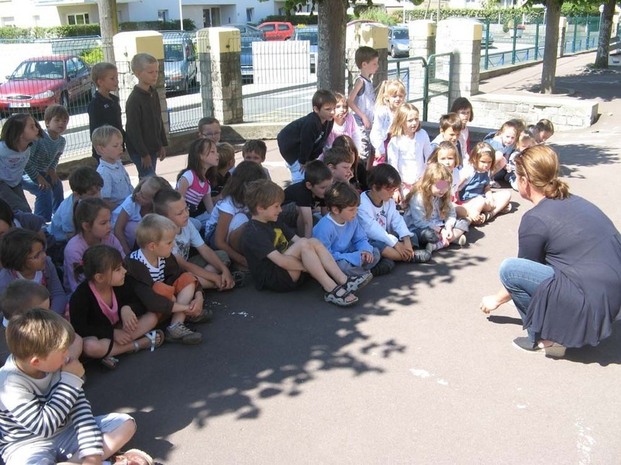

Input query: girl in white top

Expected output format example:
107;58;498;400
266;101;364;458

386;103;432;202
369;79;406;168
450;97;474;165
203;161;268;270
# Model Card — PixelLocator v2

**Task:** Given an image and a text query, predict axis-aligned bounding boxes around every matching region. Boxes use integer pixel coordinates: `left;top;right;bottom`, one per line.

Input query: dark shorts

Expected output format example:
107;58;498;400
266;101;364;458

257;267;306;293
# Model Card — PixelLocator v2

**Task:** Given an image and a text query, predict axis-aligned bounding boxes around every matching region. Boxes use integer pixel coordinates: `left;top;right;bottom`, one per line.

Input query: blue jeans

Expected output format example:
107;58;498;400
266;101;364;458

129;152;157;179
21;174;64;221
499;257;554;342
286;160;304;183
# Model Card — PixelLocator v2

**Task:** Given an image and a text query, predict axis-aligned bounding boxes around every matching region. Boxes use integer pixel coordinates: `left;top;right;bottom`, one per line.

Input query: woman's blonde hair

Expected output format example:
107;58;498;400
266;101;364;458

514;145;569;200
406;162;453;220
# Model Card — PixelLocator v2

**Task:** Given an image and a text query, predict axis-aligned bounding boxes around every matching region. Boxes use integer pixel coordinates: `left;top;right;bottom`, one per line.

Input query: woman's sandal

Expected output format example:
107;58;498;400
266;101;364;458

113;448;154;465
133;330;165;353
100;356;119;370
324;284;358;307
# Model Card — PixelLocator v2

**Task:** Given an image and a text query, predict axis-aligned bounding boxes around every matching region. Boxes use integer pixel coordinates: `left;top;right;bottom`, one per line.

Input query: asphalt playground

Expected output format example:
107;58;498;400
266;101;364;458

5;51;621;464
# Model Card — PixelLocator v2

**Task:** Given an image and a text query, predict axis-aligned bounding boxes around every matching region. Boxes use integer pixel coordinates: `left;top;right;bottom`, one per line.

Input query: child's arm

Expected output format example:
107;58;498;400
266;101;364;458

174;252;222;288
297;205;313;238
213;211;247;268
114;208;132;254
369;110;388;155
98;169;113;202
196;243;234;289
47;136;65;185
266;249;306;272
202;193;215;214
45;257;67;315
357;204;399;246
347;79;371;129
67;388;106;462
176;175;190;199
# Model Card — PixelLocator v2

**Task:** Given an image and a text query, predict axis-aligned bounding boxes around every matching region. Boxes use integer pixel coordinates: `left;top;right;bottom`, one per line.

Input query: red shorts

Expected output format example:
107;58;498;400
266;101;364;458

152;272;198;301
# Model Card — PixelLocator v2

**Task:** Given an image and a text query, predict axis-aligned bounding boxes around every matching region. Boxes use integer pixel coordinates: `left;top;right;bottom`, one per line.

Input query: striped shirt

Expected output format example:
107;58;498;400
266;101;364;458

0;355;103;460
130;249;165;283
24;131;66;181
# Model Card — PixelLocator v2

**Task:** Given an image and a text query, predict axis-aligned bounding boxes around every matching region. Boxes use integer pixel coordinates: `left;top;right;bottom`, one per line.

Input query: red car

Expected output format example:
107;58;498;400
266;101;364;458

0;55;93;115
257;21;294;41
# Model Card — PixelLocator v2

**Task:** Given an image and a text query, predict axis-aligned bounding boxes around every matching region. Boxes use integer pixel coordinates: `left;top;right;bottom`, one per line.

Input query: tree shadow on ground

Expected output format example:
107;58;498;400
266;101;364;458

554;143;620;178
80;249;487;462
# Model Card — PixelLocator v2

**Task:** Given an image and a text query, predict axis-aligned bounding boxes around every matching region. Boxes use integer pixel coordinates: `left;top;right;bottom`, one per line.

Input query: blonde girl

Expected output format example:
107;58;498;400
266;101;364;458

70;244;162;369
325;93;363;155
457;142;512;224
403;163;468;253
450;97;474;164
484;120;520;184
386;103;432;202
369;79;406;167
112;175;171;254
176;138;218;230
63;198;125;294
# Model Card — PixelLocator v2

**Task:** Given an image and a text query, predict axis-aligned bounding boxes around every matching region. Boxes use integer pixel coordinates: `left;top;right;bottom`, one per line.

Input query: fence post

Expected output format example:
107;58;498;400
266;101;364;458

112;31;168;134
534;18;540;60
572;16;578;53
511;14;518;65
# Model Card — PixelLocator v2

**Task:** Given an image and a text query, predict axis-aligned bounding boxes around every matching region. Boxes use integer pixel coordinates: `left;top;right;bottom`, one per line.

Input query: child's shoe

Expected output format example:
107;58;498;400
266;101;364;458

457;235;468;247
371;258;395;276
186;305;213;324
344;271;373;293
112;448;154;465
166;322;202;344
419;228;439;244
412;249;432;262
425;241;447;253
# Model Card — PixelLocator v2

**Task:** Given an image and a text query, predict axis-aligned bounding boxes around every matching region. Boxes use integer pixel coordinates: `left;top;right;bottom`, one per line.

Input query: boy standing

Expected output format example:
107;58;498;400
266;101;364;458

0;308;147;465
123;214;207;345
241;179;369;307
94;125;133;209
198;116;222;142
313;182;379;278
242;139;271;180
277;89;336;183
48;166;103;243
281;160;332;238
125;53;168;179
88;62;125;160
430;113;463;156
21;105;68;221
153;189;235;292
347;46;379;164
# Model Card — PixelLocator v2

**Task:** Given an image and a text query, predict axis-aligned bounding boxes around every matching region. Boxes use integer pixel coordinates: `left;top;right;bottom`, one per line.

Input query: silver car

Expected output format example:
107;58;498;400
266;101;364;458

388;26;409;58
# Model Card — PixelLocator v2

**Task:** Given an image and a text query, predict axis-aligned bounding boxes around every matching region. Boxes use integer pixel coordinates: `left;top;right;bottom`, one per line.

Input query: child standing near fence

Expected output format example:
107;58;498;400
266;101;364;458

21;105;68;221
369;79;406;167
450;97;474;164
347;46;379;166
125;53;168;178
0;114;43;214
88;62;125;160
386;103;432;201
94;125;133;209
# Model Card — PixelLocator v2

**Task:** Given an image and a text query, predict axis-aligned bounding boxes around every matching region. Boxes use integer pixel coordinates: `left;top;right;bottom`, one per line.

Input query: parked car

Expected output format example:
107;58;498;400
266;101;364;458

0;54;92;115
388;26;409;58
230;23;265;41
292;25;318;73
162;31;197;94
258;21;294;41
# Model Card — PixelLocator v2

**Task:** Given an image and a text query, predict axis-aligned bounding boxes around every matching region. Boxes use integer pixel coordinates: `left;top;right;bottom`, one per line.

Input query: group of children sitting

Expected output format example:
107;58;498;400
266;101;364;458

0;46;555;464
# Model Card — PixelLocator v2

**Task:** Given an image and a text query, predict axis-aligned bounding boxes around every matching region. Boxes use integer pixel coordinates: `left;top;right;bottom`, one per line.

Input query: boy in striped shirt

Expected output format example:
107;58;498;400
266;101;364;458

0;308;141;465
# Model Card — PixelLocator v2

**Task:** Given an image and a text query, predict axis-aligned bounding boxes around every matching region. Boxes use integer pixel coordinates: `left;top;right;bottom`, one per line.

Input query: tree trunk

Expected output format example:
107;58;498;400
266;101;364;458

97;0;118;63
594;0;616;68
540;0;561;94
317;0;347;93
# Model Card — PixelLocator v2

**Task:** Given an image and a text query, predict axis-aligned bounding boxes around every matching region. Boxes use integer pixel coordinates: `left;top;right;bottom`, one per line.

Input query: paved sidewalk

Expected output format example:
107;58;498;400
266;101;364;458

16;51;621;465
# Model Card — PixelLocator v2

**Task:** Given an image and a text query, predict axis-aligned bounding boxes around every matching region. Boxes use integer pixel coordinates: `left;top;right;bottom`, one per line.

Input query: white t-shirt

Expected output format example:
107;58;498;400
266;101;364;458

173;221;205;260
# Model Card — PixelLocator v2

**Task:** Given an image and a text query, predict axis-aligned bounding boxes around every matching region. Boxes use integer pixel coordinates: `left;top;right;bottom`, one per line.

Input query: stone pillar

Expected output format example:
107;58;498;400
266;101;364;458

436;18;481;100
409;20;436;111
113;31;168;133
346;22;389;89
196;27;243;124
558;17;567;58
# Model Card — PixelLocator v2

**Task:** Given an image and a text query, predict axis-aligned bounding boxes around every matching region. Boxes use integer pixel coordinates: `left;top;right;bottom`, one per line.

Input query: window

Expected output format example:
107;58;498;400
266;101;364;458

246;8;254;23
262;24;275;32
1;17;15;27
158;10;169;22
67;13;89;25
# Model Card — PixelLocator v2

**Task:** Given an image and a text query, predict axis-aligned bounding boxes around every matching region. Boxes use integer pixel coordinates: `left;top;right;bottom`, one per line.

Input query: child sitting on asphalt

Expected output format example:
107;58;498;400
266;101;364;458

281;160;332;238
210;142;236;204
358;164;431;266
323;146;354;184
313;181;381;278
94;124;133;209
242;139;271;180
277;89;336;183
154;189;235;293
430;112;463;156
123;214;210;345
21;104;68;221
241;179;369;307
0;308;153;465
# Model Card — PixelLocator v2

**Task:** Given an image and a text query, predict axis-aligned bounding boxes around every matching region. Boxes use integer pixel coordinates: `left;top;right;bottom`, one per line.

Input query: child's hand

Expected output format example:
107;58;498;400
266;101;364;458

62;357;85;379
113;329;132;345
362;116;371;130
37;174;51;190
395;241;413;261
442;227;454;242
141;155;152;170
158;146;167;161
48;169;60;185
188;293;203;316
120;306;138;333
220;269;235;290
361;251;374;264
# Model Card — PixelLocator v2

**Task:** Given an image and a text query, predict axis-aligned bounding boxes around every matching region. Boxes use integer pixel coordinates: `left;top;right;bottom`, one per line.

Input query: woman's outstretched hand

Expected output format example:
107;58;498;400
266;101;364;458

480;295;501;314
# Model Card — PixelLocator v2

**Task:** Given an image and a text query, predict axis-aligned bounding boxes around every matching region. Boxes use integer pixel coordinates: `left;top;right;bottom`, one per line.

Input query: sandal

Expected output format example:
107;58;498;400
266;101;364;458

144;329;164;352
344;272;373;293
113;448;154;465
324;284;358;307
100;356;119;370
502;203;513;214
